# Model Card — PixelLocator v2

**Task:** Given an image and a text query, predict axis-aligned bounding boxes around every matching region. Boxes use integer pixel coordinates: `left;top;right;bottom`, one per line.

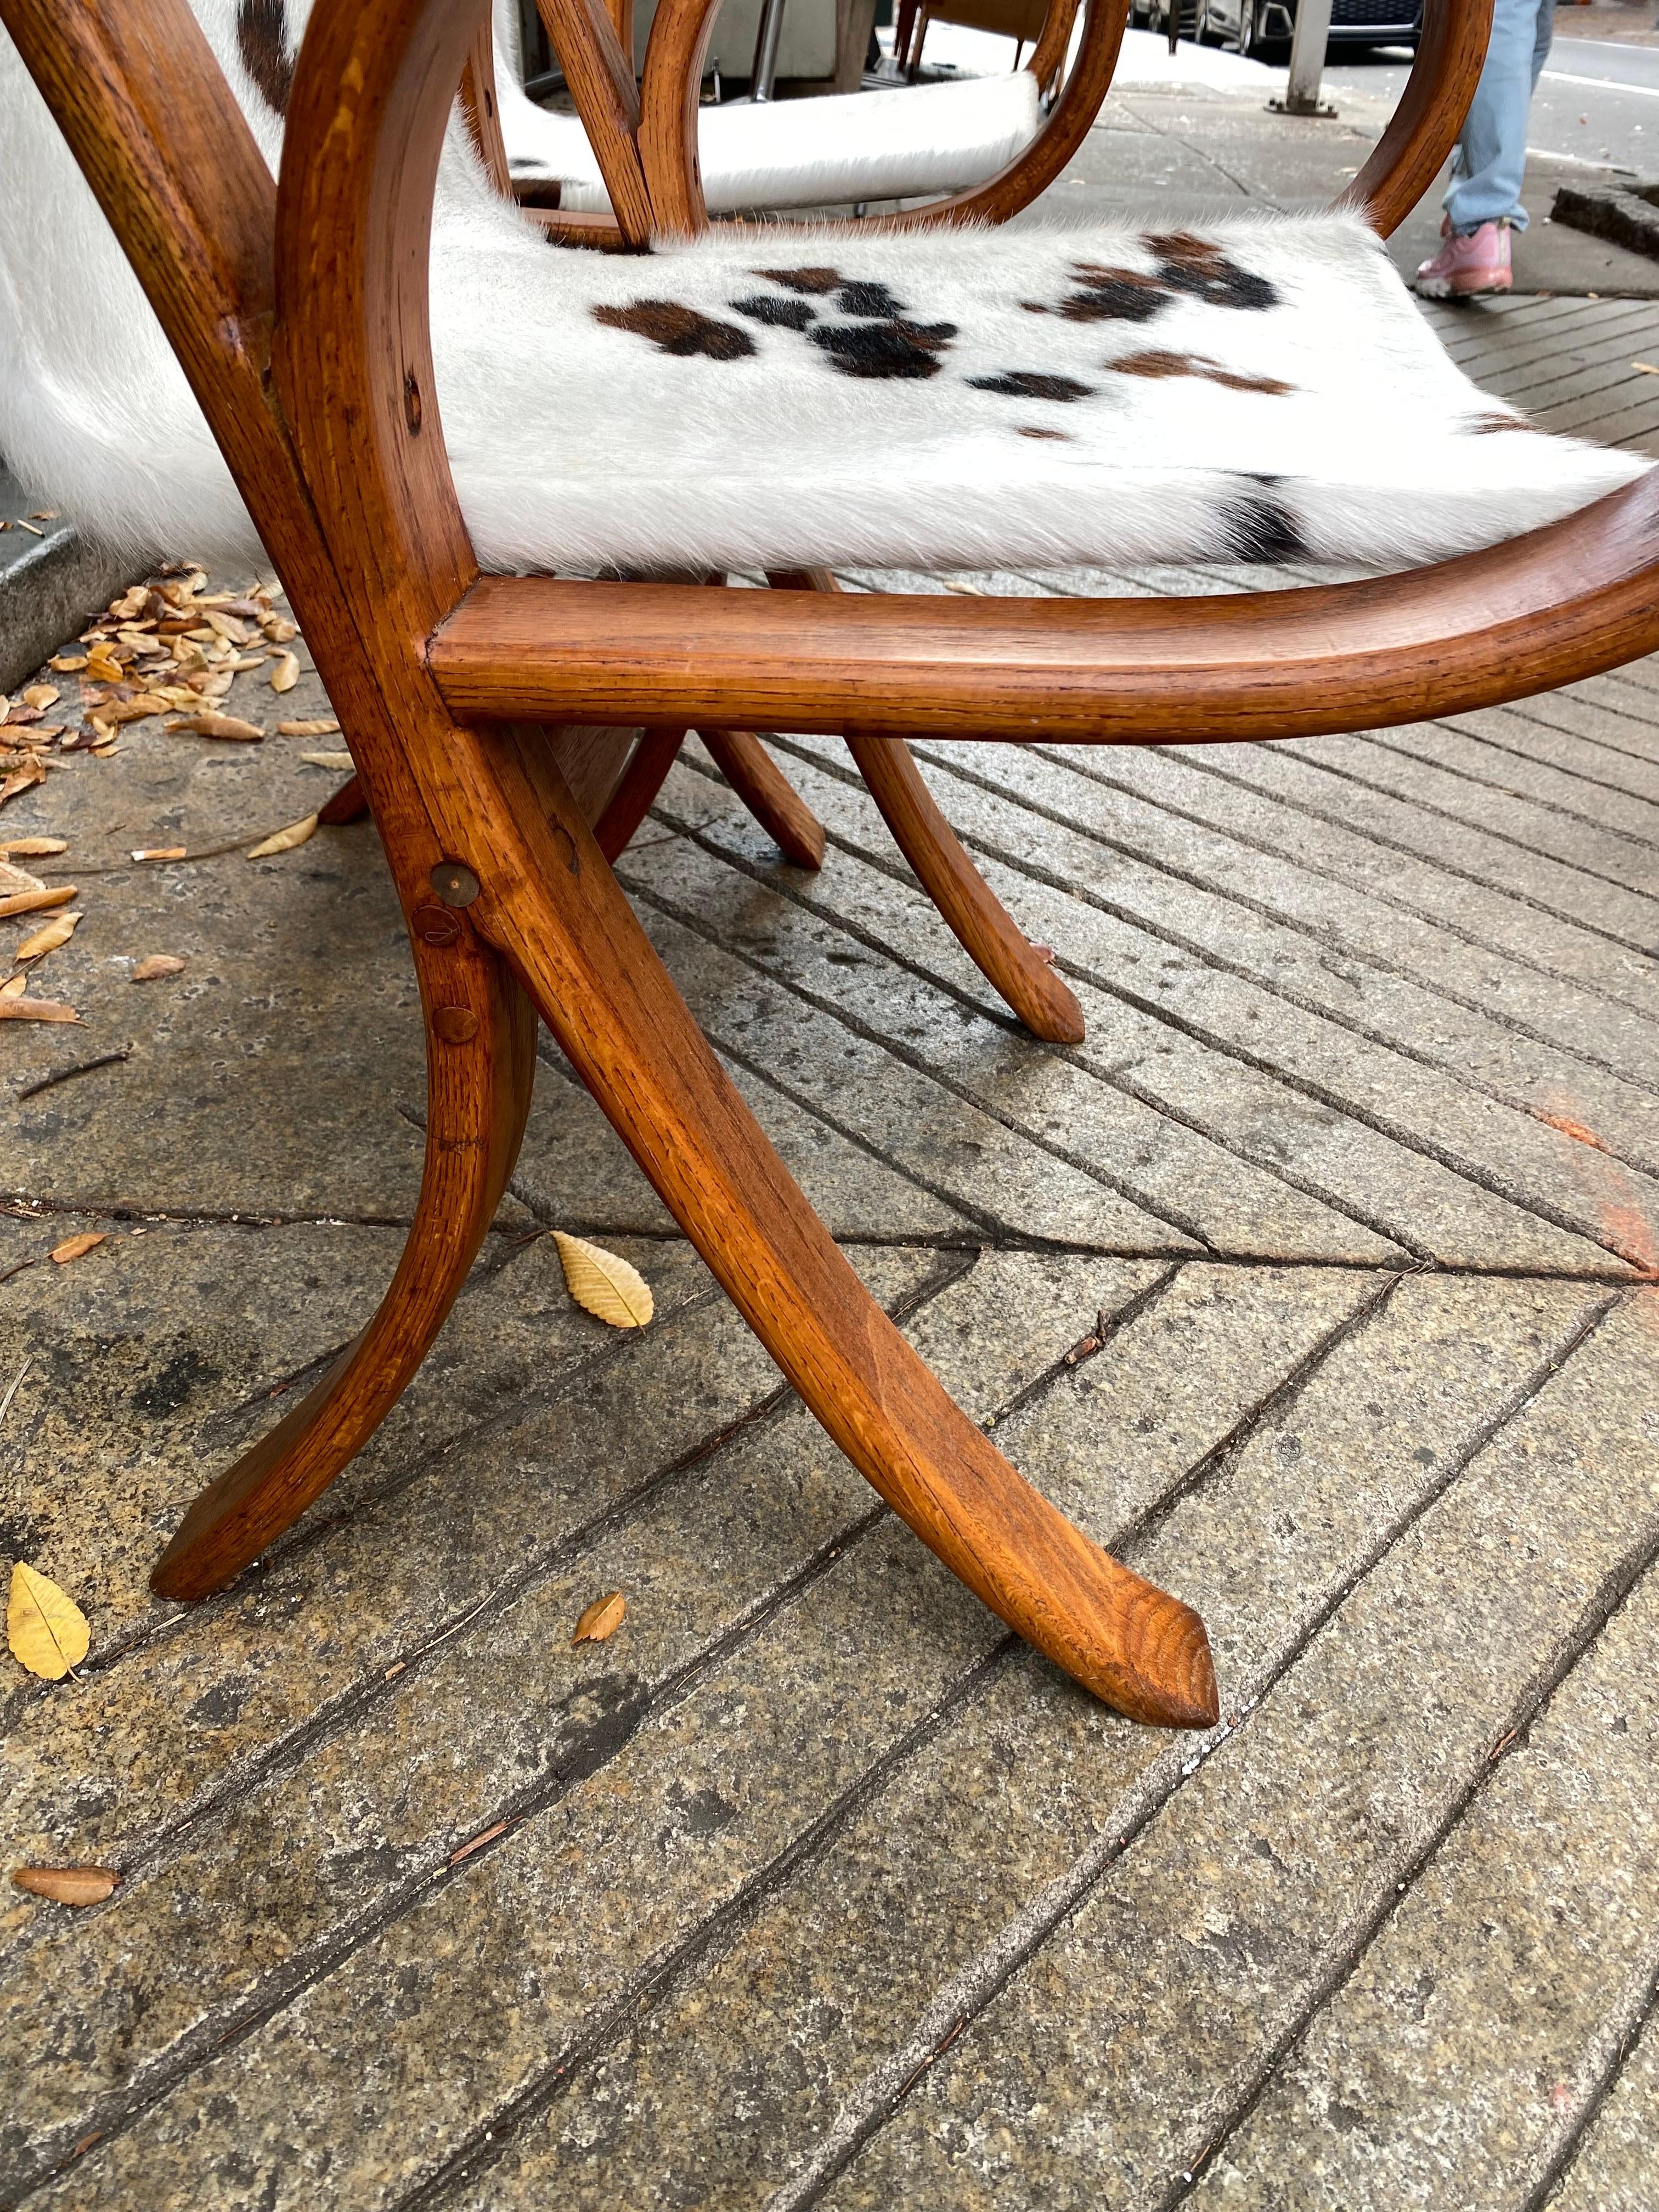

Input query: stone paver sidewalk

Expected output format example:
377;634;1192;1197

3;116;1659;2212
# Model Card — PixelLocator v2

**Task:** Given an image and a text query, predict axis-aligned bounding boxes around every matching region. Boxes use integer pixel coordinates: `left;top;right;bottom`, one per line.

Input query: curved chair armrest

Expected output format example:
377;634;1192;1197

1334;0;1492;238
639;0;1127;236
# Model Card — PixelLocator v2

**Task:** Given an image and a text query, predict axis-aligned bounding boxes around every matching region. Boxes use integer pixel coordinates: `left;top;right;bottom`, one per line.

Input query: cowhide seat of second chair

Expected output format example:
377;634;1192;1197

3;0;1654;1732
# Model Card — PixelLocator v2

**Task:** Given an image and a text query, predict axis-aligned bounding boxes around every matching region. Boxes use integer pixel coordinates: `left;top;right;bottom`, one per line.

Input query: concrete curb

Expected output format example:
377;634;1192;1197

1;459;140;692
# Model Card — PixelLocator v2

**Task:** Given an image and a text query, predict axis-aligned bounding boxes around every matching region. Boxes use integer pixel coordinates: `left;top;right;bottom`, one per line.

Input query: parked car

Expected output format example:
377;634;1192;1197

1131;0;1421;57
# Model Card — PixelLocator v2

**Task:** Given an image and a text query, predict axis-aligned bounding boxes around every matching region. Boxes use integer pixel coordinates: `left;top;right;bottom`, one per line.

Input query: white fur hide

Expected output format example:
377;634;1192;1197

0;0;1645;578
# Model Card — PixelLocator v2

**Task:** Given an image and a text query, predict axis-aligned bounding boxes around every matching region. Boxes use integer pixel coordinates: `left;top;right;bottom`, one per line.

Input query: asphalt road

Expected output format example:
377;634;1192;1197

1325;30;1659;173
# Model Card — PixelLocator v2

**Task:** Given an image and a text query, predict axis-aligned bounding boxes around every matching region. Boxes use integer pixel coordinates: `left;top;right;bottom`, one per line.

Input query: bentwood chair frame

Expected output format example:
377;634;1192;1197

13;0;1656;1730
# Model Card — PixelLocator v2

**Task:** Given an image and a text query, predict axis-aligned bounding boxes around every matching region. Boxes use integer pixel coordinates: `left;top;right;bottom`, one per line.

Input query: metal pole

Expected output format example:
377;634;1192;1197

749;0;787;99
1268;0;1336;116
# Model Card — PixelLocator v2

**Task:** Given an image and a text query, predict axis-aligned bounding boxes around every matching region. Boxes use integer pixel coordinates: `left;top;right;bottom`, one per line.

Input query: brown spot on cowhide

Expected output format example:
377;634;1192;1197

754;267;845;296
969;371;1095;402
1465;409;1533;433
593;301;757;360
1109;349;1294;396
1019;427;1072;440
237;0;294;114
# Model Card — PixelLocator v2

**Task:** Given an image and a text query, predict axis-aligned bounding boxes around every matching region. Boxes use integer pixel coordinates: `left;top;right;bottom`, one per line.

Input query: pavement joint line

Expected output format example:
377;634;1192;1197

1161;1347;1659;2208
673;775;1646;1268
1151;741;1659;962
3;1237;1164;2205
764;1288;1626;2212
1029;738;1659;1043
382;1260;1417;2212
1270;741;1659;892
1435;704;1659;789
1513;689;1659;766
1523;1938;1659;2212
876;738;1659;1163
648;787;1422;1262
620;863;1218;1255
1383;724;1659;836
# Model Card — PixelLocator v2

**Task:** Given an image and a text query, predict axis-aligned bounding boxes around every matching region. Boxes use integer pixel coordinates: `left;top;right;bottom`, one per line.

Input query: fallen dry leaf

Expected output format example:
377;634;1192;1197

277;718;339;738
572;1590;627;1644
0;861;45;895
0;972;27;999
1634;362;1659;376
1;838;67;858
166;712;263;743
246;813;318;859
0;885;75;921
15;911;79;962
50;1232;106;1265
301;751;356;772
0;995;76;1022
21;685;59;712
7;1562;90;1680
268;651;300;694
83;647;123;685
12;1866;119;1906
551;1232;654;1329
132;955;186;981
202;610;250;644
48;655;86;674
0;761;48;806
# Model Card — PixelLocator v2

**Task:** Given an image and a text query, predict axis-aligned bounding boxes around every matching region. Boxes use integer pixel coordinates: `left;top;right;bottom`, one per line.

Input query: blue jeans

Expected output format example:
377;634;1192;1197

1443;0;1556;234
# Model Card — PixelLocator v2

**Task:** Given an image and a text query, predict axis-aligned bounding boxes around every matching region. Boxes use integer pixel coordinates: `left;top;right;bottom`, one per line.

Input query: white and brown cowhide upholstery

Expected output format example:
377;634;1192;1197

0;0;1644;577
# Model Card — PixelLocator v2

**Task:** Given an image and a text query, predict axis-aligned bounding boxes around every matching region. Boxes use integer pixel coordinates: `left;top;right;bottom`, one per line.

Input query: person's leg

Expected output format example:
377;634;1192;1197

1443;0;1548;234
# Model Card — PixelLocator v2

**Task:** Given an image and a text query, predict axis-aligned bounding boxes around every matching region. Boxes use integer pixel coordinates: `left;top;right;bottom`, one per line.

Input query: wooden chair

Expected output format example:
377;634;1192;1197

497;0;1085;225
7;0;1650;1733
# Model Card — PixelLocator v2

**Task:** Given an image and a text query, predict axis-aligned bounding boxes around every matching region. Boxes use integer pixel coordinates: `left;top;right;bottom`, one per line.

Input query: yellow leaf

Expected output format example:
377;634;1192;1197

15;911;79;962
12;1866;118;1905
551;1233;654;1328
0;885;75;921
268;651;300;693
1;838;67;857
572;1590;627;1644
7;1562;90;1680
166;712;263;743
300;751;355;771
0;994;76;1022
51;1233;106;1265
246;813;318;859
132;954;186;981
0;973;27;1000
21;685;59;712
276;718;339;737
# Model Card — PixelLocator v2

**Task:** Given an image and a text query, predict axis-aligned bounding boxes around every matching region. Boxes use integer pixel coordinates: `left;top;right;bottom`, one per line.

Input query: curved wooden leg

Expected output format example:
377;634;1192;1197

462;726;1217;1729
765;568;1085;1043
149;930;538;1600
844;733;1087;1046
594;727;687;862
697;725;827;871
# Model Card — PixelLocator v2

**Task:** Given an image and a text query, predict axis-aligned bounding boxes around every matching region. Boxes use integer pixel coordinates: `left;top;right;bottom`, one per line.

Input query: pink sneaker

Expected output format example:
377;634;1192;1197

1415;221;1512;300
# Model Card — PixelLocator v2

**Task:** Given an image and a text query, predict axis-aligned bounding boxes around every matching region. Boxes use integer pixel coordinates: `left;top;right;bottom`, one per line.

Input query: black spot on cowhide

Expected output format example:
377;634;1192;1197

1220;482;1307;563
732;295;818;331
809;316;957;380
238;0;294;114
1030;234;1280;329
834;280;910;319
1109;349;1293;396
1143;232;1279;313
593;301;757;359
968;372;1095;402
754;267;846;295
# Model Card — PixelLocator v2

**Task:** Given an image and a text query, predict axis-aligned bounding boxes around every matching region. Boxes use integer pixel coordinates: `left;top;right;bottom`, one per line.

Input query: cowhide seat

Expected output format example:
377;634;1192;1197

0;5;1637;579
494;0;1045;218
